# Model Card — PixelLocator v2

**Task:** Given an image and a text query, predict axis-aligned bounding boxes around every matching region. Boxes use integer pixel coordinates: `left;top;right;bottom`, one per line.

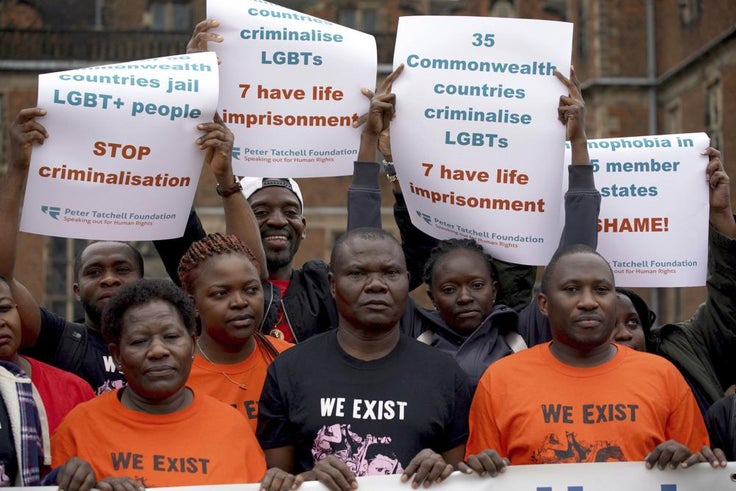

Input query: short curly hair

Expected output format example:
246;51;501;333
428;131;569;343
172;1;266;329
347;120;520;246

101;279;196;345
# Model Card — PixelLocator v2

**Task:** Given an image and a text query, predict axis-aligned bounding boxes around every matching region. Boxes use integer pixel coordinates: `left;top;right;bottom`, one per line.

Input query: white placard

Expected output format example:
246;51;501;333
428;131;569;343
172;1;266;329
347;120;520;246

18;462;736;491
207;0;377;177
391;16;573;265
564;133;710;287
20;52;219;241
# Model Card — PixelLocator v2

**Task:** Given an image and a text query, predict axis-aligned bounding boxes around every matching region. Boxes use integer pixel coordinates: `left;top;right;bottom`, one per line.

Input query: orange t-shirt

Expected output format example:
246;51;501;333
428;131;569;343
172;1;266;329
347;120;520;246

51;390;266;487
187;336;291;432
467;343;708;464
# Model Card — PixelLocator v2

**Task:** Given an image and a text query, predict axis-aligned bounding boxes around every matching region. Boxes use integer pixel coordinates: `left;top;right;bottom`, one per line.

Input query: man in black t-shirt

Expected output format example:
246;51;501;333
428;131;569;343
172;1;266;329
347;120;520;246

258;228;471;491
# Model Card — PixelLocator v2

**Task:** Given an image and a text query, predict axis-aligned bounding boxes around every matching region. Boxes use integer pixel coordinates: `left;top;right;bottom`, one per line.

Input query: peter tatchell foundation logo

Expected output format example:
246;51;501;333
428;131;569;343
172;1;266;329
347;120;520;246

415;210;432;225
41;205;61;220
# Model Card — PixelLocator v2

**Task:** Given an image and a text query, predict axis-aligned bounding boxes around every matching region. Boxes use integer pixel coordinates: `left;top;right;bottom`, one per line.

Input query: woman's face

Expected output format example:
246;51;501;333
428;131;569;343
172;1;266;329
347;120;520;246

0;281;21;361
429;249;496;332
191;254;264;347
610;294;646;351
110;300;194;401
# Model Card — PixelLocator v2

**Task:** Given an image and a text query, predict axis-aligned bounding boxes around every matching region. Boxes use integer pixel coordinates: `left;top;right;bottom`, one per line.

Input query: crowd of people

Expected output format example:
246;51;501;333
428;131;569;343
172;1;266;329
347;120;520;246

0;17;732;491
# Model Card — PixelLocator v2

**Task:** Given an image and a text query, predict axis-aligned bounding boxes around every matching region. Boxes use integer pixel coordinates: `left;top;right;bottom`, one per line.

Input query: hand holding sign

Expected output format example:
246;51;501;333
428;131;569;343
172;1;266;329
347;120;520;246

705;147;736;238
9;107;48;171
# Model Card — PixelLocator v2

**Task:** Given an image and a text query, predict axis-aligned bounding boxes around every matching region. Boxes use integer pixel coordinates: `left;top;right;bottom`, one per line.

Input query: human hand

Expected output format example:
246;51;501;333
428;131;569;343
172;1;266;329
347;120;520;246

96;476;145;491
353;64;404;160
555;66;586;143
645;440;694;470
300;455;357;491
457;449;509;477
260;466;303;491
187;19;223;54
680;445;729;469
9;107;48;170
197;113;235;181
400;448;453;489
704;147;736;237
56;457;96;491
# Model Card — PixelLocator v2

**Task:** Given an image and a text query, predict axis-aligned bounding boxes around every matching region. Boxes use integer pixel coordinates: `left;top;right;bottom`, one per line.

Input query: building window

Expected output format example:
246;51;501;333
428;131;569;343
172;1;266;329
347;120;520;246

576;0;587;59
705;78;722;150
337;4;378;32
665;101;681;134
148;0;192;31
45;238;86;321
678;0;701;26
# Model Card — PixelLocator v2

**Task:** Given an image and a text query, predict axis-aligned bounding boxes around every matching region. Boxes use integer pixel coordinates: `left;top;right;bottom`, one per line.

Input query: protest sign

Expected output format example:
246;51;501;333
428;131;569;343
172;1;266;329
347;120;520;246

207;0;377;177
391;16;573;265
20;52;219;241
564;133;710;287
21;462;734;491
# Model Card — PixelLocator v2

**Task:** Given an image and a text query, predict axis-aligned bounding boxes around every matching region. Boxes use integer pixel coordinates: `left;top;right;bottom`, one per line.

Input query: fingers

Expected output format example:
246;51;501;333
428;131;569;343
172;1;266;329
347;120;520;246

196;120;233;149
380;63;405;92
401;449;452;489
187;19;222;53
704;147;724;179
57;458;96;491
97;477;144;491
261;467;300;491
683;446;728;469
646;440;692;470
463;450;509;477
312;456;357;491
11;107;49;144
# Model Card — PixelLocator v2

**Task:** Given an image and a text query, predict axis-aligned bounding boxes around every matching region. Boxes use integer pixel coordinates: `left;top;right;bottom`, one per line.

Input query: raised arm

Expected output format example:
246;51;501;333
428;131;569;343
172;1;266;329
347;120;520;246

346;65;403;231
655;148;736;409
520;68;600;345
0;108;47;345
555;67;600;249
197;115;268;281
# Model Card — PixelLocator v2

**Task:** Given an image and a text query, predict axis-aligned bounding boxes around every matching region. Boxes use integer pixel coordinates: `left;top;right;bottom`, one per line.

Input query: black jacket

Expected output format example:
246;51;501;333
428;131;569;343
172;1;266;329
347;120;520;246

154;161;382;342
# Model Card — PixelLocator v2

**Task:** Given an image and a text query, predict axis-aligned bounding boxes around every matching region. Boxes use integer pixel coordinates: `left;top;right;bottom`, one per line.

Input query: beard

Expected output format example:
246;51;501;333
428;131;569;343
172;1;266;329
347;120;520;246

83;301;103;329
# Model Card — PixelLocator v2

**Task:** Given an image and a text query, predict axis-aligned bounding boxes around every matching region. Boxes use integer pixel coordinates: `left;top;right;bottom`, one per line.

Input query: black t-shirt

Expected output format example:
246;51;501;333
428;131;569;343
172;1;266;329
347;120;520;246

21;309;126;395
0;395;17;486
257;331;471;475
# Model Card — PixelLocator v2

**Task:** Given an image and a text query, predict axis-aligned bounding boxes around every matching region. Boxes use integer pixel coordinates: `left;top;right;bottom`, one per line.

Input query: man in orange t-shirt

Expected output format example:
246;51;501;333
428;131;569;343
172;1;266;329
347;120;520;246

463;245;711;475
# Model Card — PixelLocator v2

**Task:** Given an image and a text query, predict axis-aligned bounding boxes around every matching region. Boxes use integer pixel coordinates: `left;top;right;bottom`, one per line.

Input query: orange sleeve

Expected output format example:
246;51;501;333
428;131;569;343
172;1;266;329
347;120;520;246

50;419;79;468
243;420;267;481
665;370;710;451
466;372;503;458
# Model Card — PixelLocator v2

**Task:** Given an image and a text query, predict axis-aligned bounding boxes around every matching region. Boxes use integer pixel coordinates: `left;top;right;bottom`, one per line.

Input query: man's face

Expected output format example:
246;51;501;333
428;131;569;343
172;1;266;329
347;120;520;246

329;236;409;332
248;187;306;273
538;252;616;352
74;242;143;328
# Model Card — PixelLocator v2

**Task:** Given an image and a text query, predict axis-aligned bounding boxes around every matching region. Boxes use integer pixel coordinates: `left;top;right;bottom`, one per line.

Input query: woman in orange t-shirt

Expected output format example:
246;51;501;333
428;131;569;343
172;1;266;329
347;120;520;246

51;279;266;490
178;233;290;433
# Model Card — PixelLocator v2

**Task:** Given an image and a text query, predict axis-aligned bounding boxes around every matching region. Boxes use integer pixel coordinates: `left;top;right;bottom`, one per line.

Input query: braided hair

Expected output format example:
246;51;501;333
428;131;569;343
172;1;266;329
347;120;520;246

178;233;279;360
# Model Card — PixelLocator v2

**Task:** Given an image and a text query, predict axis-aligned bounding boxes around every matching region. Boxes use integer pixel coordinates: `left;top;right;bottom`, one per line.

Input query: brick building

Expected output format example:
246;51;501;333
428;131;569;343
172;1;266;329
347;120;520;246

0;0;733;322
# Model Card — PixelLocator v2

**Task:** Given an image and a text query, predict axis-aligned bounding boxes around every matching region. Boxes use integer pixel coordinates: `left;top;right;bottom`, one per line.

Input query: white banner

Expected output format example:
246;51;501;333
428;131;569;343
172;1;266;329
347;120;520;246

391;16;573;265
207;0;377;177
18;462;736;491
20;52;219;241
564;133;710;287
